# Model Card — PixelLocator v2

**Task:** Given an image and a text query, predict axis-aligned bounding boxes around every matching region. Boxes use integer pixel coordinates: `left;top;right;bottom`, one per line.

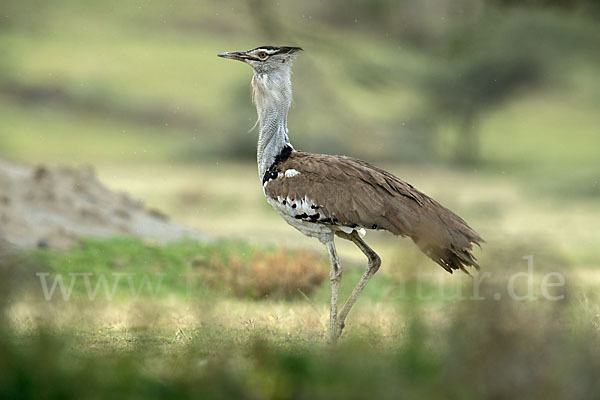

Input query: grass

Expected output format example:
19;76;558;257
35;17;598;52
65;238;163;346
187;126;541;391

2;241;600;399
2;158;599;397
29;237;330;301
0;157;592;398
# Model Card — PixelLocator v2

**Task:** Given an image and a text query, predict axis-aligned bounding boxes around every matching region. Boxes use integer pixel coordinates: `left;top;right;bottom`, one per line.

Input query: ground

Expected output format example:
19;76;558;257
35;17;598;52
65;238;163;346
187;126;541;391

2;162;599;399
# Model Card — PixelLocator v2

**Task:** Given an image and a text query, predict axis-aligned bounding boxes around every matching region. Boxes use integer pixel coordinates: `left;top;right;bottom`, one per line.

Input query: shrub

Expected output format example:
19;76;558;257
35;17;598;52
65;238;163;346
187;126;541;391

195;248;327;300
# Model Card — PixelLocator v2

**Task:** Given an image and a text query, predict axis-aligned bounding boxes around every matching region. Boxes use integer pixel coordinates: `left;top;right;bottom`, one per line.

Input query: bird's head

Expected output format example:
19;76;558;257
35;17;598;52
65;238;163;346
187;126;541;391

218;46;303;74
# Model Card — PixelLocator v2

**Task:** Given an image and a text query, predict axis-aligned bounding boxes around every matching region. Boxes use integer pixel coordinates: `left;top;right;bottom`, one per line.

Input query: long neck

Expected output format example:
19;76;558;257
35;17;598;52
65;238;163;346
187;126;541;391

252;69;294;179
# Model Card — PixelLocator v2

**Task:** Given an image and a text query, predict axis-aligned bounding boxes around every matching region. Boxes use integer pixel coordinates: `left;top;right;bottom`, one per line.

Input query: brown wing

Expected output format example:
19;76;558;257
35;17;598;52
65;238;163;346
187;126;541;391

264;151;484;273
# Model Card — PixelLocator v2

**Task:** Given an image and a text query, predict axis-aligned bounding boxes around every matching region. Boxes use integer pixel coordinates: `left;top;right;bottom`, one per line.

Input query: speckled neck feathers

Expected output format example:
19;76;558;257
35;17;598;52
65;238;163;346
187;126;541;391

252;68;294;180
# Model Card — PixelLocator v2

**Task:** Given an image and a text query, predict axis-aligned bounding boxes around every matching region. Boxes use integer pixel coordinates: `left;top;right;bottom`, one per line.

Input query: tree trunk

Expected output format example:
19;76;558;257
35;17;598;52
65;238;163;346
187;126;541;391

456;114;480;165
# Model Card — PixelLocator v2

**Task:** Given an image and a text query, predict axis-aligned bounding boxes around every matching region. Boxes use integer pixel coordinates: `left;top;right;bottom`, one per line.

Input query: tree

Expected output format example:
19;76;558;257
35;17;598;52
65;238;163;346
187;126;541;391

426;53;541;164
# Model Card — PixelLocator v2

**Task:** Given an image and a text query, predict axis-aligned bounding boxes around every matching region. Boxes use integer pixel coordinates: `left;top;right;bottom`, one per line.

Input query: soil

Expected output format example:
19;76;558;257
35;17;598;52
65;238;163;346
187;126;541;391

0;159;206;250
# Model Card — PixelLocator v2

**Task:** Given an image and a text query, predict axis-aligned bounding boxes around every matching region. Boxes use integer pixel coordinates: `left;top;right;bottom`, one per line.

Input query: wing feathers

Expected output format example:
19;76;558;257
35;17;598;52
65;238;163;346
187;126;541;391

264;151;484;273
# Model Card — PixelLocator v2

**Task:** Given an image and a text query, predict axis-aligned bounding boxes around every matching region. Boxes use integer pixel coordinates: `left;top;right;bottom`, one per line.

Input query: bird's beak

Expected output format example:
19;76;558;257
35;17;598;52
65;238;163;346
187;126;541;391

217;51;249;62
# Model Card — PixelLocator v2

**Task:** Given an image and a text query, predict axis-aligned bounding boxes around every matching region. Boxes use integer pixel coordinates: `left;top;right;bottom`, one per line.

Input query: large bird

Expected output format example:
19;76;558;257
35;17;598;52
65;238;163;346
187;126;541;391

218;46;484;342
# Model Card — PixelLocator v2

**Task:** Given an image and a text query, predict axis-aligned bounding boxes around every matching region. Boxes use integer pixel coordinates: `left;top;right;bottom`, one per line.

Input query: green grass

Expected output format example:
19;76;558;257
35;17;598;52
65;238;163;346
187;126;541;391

0;99;189;163
2;167;599;398
31;237;321;300
29;237;424;307
2;242;600;399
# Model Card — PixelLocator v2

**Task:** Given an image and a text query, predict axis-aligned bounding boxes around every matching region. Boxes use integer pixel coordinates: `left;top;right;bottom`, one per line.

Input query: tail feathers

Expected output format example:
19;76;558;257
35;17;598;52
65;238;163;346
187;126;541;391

420;242;482;274
411;206;485;274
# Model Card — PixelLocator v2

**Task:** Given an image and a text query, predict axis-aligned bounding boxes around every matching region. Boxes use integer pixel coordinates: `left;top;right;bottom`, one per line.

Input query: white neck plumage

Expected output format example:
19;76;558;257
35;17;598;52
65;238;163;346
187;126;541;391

252;69;294;180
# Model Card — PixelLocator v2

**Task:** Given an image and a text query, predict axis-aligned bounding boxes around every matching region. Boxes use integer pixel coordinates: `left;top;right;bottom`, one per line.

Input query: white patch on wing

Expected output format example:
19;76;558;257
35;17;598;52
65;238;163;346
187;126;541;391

284;169;300;178
299;196;311;214
265;195;334;243
338;226;366;237
339;226;353;234
266;193;322;220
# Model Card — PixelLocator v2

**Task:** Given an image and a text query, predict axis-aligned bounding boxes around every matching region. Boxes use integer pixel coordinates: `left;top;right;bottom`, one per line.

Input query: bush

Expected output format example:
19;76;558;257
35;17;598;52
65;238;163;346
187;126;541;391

196;248;328;300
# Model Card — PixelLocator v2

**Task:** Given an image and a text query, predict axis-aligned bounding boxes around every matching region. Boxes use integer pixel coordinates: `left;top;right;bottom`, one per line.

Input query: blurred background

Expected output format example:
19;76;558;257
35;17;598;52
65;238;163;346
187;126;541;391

1;0;600;398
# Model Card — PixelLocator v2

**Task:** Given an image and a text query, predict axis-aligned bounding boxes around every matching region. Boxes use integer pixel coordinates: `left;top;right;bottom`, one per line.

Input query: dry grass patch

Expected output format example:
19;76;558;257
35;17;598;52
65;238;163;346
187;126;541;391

196;248;328;300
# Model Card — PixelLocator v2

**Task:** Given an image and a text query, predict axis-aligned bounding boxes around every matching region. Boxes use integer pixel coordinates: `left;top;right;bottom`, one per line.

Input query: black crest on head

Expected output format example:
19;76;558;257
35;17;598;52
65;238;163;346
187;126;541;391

253;46;303;54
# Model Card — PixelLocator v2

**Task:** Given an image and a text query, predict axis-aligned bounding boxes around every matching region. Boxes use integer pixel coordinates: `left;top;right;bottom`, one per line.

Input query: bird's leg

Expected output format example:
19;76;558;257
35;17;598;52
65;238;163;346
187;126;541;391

334;231;381;338
326;240;343;343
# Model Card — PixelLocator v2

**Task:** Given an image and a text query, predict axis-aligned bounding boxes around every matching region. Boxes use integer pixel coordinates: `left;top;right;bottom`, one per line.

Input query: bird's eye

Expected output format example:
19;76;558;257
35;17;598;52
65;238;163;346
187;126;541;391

257;51;268;59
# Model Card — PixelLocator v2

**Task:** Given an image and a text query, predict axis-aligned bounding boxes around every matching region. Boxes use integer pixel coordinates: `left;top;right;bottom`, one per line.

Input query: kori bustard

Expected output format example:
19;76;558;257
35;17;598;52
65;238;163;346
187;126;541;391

218;46;484;342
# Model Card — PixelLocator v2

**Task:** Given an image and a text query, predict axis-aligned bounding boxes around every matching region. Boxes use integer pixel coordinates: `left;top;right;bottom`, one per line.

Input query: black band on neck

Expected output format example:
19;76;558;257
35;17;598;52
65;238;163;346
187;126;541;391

262;145;293;185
